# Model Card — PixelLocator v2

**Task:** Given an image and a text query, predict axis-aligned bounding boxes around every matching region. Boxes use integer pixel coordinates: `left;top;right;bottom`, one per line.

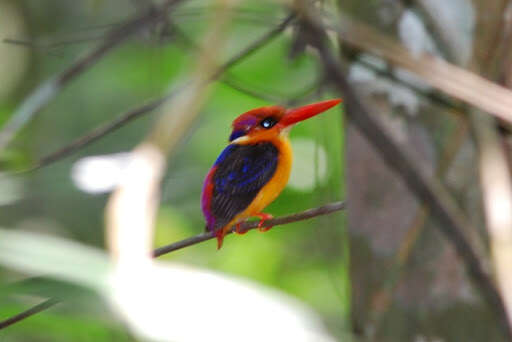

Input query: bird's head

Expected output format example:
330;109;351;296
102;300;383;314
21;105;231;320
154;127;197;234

228;99;342;144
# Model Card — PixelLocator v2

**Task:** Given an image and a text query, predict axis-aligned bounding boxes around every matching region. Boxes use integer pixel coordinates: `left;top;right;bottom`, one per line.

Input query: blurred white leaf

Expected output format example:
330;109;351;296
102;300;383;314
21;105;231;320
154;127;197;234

0;228;109;291
71;152;131;194
0;228;335;342
0;173;24;206
110;263;336;342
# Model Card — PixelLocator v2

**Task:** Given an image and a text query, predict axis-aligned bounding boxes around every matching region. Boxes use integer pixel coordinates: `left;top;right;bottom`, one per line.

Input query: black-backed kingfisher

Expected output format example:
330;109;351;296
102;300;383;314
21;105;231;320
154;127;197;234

201;99;342;249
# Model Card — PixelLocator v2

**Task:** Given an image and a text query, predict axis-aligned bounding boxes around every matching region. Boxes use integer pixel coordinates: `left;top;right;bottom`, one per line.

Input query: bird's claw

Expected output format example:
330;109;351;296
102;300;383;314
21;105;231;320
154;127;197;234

234;222;248;235
255;212;274;232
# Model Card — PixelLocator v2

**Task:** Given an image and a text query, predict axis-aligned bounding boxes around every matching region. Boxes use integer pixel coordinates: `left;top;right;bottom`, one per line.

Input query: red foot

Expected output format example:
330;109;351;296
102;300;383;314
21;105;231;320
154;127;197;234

255;212;274;232
234;222;248;235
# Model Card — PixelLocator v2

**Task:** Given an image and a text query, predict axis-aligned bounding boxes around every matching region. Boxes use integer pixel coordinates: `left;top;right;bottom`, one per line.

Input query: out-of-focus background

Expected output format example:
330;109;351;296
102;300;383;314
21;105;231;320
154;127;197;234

1;0;512;341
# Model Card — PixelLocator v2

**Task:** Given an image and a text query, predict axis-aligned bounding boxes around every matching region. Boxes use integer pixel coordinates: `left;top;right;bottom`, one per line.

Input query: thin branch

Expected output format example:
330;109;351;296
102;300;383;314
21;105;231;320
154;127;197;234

295;4;511;339
3;36;108;50
0;298;59;329
171;21;321;105
17;13;295;174
29;98;168;172
0;200;345;330
212;14;295;78
2;8;282;53
0;0;184;152
153;201;346;256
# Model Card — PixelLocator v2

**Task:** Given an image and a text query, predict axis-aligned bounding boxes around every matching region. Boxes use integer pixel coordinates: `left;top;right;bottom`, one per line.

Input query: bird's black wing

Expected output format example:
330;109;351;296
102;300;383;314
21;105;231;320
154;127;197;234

208;142;278;231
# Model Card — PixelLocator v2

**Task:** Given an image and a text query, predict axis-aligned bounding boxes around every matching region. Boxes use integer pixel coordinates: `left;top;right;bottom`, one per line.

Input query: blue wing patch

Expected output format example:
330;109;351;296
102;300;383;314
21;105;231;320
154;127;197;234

214;144;236;165
210;142;278;230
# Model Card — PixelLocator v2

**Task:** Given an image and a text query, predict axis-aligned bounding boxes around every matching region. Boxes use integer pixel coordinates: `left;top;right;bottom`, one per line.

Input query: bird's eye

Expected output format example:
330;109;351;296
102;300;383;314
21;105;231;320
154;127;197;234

260;117;277;129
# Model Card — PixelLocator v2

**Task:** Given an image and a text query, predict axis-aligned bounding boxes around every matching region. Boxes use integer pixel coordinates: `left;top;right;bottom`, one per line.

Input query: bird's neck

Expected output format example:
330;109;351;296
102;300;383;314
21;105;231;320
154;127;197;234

230;134;292;166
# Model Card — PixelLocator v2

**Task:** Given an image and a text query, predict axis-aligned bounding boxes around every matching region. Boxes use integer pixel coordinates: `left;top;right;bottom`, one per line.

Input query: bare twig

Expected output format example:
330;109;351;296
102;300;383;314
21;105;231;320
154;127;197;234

17;13;295;173
3;36;108;50
170;22;290;103
0;298;59;329
0;200;345;330
153;201;346;256
29;98;168;172
0;0;184;152
295;4;511;338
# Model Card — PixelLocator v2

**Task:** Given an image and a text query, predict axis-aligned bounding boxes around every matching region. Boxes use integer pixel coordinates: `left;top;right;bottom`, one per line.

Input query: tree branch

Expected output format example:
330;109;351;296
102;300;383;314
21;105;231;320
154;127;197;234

0;298;59;330
0;0;184;152
153;200;346;256
0;200;345;329
17;13;295;174
170;21;316;104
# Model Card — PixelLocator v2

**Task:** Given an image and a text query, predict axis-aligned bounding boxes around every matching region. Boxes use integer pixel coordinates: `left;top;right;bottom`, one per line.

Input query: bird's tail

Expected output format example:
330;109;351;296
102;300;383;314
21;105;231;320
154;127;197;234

205;224;226;250
215;228;227;250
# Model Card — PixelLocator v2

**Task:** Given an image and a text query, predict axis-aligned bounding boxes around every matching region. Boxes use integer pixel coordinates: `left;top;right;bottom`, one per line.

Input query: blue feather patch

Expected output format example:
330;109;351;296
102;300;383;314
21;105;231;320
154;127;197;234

229;130;246;142
214;145;236;165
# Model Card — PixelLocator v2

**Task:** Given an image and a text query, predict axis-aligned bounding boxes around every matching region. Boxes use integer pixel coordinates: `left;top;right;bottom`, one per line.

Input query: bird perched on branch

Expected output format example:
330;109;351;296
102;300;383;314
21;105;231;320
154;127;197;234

201;99;342;249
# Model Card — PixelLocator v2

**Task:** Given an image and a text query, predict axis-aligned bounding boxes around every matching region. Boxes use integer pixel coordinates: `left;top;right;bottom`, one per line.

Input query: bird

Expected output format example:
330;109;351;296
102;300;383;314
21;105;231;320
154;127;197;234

201;99;342;249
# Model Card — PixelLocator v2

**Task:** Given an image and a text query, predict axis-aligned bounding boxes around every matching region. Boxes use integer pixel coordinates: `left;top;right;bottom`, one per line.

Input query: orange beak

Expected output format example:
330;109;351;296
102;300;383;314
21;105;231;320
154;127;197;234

279;99;342;128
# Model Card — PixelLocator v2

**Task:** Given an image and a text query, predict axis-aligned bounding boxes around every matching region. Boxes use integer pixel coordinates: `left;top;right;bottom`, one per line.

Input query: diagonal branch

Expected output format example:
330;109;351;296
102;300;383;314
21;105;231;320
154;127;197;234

0;200;345;329
0;0;184;152
153;201;346;256
0;298;59;330
18;14;295;174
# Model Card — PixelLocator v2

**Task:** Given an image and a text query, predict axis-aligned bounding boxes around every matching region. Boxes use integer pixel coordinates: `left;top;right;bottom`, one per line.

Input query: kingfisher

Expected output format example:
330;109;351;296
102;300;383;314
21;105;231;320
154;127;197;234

201;99;342;249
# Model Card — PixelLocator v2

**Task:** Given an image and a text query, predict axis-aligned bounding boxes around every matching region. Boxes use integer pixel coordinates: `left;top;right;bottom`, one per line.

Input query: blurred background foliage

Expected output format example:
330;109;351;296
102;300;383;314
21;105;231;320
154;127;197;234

1;0;349;340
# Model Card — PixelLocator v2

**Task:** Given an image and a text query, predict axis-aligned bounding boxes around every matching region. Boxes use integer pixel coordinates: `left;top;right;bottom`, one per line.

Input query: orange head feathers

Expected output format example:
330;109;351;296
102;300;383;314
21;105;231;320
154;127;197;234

229;99;342;144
